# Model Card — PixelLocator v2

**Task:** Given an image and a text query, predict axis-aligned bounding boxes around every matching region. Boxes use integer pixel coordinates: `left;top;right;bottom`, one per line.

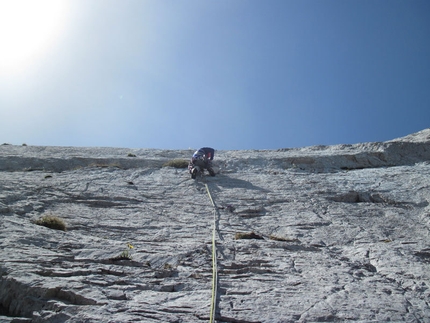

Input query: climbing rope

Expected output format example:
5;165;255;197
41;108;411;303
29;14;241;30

205;183;218;323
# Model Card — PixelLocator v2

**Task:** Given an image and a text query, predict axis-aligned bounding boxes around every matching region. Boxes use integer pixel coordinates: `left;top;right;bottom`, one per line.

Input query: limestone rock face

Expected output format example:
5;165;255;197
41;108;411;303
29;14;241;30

1;129;429;323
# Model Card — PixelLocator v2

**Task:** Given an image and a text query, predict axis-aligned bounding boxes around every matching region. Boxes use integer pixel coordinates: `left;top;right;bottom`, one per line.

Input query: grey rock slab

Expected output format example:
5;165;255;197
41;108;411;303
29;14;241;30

0;129;429;322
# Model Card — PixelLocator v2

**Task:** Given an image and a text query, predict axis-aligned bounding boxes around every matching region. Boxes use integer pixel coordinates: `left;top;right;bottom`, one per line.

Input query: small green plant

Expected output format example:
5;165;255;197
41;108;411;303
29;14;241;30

123;243;134;259
162;159;189;169
235;231;264;240
34;214;66;231
120;250;131;259
111;243;134;261
127;153;137;157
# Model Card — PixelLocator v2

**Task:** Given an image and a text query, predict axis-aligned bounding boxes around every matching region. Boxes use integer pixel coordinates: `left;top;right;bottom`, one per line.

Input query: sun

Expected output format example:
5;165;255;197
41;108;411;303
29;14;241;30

0;0;68;75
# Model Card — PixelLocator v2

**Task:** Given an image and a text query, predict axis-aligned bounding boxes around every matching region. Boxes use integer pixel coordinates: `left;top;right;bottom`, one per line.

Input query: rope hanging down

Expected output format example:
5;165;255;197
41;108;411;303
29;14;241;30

205;183;218;323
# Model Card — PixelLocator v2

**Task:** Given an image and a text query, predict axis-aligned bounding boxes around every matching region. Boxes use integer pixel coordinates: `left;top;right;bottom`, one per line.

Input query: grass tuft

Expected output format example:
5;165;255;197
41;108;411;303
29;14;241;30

34;214;67;231
162;159;189;169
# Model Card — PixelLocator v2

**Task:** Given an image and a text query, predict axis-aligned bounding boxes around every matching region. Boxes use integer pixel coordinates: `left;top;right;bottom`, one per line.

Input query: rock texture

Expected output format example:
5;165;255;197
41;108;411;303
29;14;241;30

1;129;430;323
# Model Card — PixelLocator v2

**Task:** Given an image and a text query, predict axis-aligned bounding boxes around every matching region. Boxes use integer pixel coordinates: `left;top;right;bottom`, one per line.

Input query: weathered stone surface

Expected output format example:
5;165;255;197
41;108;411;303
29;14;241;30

0;129;429;322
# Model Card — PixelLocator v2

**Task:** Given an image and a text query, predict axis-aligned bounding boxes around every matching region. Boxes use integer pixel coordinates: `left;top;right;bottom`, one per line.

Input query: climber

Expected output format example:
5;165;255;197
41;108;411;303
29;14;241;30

188;147;216;179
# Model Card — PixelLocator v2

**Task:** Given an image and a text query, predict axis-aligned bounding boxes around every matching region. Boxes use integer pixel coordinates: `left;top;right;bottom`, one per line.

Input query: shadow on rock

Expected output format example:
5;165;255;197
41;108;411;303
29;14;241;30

208;174;268;192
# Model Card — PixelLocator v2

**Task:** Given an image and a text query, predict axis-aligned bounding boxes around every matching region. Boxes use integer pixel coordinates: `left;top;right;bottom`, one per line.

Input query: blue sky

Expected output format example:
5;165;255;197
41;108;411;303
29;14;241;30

1;0;429;150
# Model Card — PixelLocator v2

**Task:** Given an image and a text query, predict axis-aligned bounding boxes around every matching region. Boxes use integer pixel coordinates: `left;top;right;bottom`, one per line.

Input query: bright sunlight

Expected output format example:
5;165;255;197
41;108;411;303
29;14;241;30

0;0;68;75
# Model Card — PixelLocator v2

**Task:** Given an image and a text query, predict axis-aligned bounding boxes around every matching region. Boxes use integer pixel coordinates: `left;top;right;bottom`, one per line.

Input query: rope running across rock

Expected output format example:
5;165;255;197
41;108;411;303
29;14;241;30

204;182;218;323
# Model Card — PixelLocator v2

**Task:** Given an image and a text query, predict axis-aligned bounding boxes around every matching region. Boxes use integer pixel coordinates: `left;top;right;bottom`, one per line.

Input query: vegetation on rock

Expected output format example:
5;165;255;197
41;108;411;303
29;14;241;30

34;214;66;231
162;159;189;168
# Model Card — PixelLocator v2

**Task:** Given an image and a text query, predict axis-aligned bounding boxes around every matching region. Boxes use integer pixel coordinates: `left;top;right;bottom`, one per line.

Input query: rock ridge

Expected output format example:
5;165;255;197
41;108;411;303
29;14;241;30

1;128;430;172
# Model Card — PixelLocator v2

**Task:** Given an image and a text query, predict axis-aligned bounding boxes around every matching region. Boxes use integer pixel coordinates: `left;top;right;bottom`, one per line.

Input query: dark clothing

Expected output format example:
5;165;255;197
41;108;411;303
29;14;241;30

192;147;214;161
189;147;215;178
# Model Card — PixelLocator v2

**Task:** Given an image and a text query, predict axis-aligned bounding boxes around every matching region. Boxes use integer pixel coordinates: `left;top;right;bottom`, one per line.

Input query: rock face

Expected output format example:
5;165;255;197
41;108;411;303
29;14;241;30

0;129;429;323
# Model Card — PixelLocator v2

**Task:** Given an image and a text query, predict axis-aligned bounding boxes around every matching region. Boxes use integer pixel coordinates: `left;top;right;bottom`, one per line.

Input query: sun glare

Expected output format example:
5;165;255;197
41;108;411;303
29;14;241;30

0;0;68;75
